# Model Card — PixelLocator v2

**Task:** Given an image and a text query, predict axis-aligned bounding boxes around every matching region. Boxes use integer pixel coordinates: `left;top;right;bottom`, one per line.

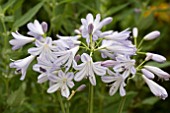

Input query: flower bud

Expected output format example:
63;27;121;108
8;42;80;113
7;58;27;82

144;65;170;81
142;74;168;100
141;68;155;79
143;31;160;40
146;53;166;63
41;22;48;33
133;27;138;38
76;84;86;92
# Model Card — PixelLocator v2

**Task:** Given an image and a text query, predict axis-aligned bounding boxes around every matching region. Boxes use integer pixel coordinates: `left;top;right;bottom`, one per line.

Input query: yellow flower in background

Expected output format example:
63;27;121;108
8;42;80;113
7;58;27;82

144;3;170;23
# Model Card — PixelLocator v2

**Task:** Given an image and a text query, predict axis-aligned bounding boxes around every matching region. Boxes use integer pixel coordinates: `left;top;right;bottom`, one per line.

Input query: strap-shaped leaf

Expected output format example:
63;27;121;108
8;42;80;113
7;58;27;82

13;1;44;28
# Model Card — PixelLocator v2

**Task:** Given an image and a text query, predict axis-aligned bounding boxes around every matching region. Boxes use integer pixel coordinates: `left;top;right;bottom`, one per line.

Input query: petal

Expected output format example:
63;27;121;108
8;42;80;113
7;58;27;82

67;81;74;88
89;72;96;86
109;82;119;96
81;53;92;62
61;85;70;98
74;65;87;81
119;83;126;96
47;83;60;93
93;62;106;76
37;73;48;83
101;76;115;83
93;14;101;26
66;72;74;80
96;17;112;30
86;13;94;24
58;70;65;78
28;47;41;56
73;61;86;70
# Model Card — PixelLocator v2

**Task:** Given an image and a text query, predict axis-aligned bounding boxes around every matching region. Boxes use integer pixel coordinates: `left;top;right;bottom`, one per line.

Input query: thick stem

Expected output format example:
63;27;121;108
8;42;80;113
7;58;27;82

89;84;94;113
57;92;66;113
99;85;104;113
117;96;126;113
66;101;70;113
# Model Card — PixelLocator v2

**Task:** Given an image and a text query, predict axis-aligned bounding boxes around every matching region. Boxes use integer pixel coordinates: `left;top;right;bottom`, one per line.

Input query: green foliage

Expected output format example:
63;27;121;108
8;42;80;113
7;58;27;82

0;0;170;113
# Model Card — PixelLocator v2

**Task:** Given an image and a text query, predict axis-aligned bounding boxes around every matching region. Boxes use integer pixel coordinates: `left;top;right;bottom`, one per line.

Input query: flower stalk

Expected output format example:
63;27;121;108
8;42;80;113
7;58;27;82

57;91;66;113
89;84;94;113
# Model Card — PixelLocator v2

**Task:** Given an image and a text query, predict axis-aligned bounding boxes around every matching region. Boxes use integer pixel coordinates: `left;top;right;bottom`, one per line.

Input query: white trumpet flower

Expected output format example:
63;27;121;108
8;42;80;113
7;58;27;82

47;70;74;98
10;55;35;80
74;53;107;86
10;31;35;50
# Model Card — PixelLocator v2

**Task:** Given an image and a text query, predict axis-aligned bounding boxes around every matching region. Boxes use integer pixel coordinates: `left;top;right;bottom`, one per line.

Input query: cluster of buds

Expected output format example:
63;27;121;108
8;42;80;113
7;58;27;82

9;13;169;99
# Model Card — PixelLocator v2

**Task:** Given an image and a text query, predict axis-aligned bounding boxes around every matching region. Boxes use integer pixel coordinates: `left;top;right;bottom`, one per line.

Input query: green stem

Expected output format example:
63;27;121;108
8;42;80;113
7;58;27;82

134;37;137;47
89;84;94;113
81;42;90;50
66;101;70;113
57;91;66;113
137;39;144;49
99;85;104;113
137;51;146;55
136;60;147;70
117;96;126;113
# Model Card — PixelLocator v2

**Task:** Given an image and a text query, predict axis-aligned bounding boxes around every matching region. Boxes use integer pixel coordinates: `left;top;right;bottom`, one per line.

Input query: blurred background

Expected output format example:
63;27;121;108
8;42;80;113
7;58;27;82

0;0;170;113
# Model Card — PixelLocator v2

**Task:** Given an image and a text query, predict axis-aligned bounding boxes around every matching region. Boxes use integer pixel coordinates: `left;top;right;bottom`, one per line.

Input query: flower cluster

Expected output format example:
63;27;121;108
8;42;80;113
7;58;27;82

9;14;169;99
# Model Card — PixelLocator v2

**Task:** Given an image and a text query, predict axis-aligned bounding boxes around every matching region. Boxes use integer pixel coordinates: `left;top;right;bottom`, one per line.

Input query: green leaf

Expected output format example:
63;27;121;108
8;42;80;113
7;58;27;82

146;61;170;68
13;1;44;28
2;0;17;13
7;83;26;106
4;16;14;22
142;97;159;105
104;3;130;17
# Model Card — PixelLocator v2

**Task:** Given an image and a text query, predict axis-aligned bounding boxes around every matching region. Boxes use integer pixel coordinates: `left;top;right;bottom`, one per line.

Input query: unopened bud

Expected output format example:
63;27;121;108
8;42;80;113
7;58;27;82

133;27;138;38
74;54;81;62
143;31;160;40
88;23;94;34
41;22;48;33
76;84;86;92
141;68;155;79
146;53;166;63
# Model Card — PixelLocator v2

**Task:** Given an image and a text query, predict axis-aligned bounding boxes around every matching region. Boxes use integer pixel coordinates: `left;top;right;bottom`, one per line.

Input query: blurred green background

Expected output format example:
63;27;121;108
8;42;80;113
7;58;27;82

0;0;170;113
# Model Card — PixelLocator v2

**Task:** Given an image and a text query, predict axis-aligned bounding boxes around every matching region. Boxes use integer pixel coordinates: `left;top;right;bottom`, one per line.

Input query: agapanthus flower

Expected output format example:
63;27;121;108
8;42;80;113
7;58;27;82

47;70;74;98
142;74;168;100
28;37;56;62
27;20;48;39
102;70;127;96
10;55;35;80
10;31;35;50
80;13;112;45
73;53;107;85
144;65;170;81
